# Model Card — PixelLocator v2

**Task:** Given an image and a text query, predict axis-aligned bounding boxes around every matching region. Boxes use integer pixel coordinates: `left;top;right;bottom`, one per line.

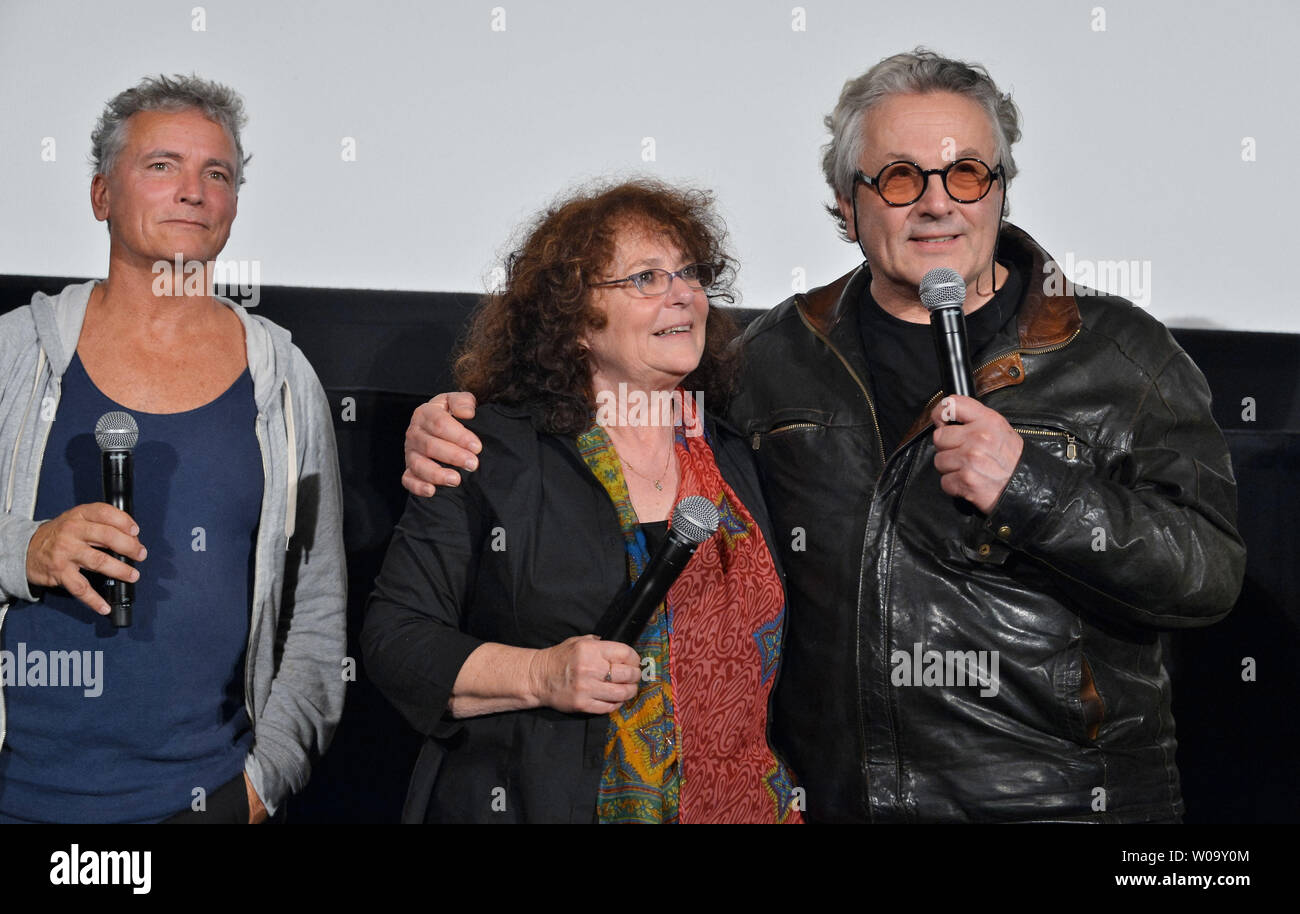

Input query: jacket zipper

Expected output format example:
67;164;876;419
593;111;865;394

893;328;1086;456
972;327;1082;374
1014;427;1078;460
752;421;820;448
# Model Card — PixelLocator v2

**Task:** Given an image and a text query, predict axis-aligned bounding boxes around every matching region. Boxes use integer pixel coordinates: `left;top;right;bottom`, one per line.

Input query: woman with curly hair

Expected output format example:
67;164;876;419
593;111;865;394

363;178;801;824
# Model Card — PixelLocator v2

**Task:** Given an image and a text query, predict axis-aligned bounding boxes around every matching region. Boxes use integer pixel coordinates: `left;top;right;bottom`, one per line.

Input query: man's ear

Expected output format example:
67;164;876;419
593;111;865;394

836;194;858;243
91;172;110;223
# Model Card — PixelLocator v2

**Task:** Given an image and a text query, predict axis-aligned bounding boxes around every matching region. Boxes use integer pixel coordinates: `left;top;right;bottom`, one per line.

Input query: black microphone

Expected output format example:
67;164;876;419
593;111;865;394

594;495;721;645
920;267;975;399
94;411;139;628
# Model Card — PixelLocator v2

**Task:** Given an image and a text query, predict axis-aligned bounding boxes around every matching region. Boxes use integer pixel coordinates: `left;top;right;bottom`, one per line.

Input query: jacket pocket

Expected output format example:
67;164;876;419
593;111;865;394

1079;655;1106;741
746;410;842;501
1004;416;1095;468
1052;648;1108;745
1013;425;1083;463
747;408;836;451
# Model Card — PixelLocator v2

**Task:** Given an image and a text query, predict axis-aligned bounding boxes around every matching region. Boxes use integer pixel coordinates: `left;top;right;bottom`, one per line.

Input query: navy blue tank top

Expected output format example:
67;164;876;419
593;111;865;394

0;353;262;822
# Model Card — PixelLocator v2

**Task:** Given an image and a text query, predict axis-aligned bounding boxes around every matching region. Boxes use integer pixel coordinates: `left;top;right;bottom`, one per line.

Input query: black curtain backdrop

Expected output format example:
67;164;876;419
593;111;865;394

3;274;1297;824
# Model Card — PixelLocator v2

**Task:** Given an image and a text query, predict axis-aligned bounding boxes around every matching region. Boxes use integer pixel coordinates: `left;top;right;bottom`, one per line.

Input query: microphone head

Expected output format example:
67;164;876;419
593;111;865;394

919;268;966;312
94;411;139;452
671;495;721;544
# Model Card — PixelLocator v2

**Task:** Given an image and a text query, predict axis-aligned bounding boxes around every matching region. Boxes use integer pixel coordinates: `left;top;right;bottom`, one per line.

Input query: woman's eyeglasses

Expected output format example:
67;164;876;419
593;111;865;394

591;263;720;297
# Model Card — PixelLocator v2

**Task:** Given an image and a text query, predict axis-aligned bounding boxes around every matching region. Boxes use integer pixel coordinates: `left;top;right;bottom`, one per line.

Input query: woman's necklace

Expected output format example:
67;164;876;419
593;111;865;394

612;433;674;492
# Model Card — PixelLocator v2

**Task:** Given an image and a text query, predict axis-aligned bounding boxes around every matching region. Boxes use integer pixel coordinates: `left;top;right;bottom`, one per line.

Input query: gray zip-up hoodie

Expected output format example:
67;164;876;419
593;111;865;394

0;280;347;817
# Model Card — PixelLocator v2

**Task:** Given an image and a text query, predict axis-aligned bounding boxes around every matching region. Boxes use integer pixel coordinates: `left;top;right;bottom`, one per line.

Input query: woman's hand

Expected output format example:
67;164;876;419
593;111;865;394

528;635;641;714
448;637;641;718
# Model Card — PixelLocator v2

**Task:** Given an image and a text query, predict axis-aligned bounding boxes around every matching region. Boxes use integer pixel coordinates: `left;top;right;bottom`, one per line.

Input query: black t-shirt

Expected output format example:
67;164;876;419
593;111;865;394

640;519;669;554
857;263;1024;456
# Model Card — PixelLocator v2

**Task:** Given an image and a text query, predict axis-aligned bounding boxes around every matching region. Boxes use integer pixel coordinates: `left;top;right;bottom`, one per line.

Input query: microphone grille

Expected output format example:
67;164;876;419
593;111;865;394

671;495;721;544
94;411;139;451
919;268;966;311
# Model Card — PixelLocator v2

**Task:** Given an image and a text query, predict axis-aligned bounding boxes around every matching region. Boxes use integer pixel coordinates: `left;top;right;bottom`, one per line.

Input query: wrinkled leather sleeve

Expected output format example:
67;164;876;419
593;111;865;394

985;348;1246;628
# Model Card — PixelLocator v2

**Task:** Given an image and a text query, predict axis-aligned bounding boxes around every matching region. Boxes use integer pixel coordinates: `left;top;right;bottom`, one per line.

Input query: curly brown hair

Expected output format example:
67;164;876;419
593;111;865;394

454;178;741;435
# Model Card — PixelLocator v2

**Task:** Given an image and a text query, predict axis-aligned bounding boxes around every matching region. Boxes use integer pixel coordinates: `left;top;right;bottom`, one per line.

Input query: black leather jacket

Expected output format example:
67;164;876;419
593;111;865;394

728;224;1246;823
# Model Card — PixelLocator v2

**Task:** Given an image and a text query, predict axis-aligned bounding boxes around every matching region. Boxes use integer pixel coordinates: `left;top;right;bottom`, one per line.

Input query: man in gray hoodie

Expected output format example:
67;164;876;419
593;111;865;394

0;75;346;823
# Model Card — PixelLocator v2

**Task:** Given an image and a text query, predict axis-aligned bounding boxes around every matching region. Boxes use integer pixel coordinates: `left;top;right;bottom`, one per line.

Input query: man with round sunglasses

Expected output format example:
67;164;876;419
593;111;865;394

401;49;1244;824
731;49;1244;823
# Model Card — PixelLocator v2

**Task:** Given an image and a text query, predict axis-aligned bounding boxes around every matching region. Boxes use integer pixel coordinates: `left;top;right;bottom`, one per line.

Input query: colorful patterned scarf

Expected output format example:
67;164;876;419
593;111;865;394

577;393;802;824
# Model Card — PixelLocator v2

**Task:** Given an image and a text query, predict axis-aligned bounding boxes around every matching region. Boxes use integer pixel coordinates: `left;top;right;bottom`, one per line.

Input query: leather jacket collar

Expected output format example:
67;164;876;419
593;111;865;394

799;224;1082;375
796;224;1084;443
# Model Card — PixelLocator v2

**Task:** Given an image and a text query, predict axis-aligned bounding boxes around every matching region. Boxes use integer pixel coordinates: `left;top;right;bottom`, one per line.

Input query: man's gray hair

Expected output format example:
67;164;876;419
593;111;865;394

90;73;251;188
822;48;1022;238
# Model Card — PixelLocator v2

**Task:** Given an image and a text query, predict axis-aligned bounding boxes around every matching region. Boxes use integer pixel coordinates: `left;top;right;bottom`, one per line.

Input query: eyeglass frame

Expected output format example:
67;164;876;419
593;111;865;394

853;157;1005;208
588;262;719;297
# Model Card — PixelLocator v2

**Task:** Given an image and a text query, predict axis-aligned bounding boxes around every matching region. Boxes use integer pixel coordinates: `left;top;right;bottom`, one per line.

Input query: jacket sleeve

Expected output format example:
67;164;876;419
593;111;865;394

0;515;42;604
244;364;348;816
984;347;1246;629
0;310;45;606
361;468;487;740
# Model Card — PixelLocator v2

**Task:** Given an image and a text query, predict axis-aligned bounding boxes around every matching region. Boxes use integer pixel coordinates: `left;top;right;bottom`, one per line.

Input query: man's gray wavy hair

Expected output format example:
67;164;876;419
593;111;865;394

90;73;251;188
821;48;1022;239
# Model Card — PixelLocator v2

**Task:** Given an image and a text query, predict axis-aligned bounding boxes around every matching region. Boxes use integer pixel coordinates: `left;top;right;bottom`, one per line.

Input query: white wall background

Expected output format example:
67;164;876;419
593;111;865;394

2;0;1297;331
